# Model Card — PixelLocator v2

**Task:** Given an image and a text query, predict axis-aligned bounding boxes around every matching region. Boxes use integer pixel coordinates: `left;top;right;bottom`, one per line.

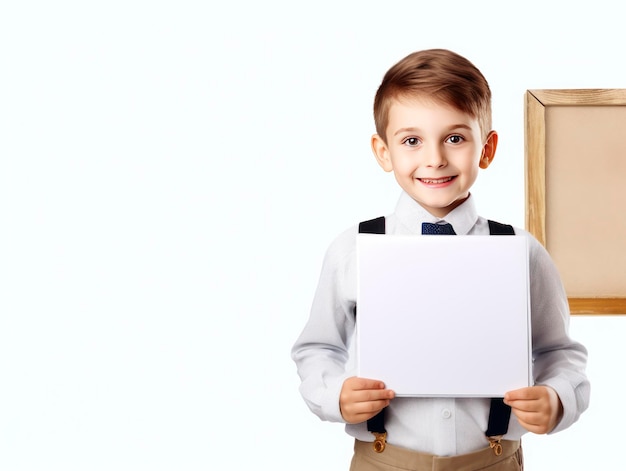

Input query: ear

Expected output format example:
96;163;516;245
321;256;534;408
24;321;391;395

479;130;498;169
371;134;393;172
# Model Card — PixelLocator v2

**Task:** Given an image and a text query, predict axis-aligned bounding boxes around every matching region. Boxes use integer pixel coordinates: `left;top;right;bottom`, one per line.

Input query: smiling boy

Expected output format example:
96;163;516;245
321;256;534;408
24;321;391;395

291;49;589;470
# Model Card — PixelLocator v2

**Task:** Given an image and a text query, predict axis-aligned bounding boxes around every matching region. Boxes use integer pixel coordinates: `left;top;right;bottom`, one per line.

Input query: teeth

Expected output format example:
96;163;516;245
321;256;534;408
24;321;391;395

421;177;452;184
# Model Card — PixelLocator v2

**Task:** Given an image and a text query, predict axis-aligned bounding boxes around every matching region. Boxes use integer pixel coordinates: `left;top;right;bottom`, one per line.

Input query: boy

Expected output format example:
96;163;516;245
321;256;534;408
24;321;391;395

291;49;589;470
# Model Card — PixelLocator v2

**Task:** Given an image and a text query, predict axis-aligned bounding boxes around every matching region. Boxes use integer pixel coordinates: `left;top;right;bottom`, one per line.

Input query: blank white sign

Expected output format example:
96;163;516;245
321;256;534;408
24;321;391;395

357;234;531;397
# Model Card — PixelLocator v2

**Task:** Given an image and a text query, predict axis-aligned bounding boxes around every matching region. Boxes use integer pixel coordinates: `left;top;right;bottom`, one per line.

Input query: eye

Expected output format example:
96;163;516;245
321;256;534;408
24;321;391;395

403;137;420;147
446;135;464;144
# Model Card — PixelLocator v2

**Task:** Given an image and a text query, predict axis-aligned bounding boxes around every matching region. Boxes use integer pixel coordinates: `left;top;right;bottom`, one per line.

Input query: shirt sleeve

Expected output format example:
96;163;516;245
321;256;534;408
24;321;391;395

526;233;591;433
291;228;357;423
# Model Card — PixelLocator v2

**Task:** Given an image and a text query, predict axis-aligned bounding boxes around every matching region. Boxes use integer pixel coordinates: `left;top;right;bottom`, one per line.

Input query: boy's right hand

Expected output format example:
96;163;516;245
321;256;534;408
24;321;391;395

339;376;395;424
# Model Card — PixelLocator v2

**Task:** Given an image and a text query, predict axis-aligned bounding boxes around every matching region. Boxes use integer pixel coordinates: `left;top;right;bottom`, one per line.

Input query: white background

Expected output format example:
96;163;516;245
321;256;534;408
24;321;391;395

0;1;623;469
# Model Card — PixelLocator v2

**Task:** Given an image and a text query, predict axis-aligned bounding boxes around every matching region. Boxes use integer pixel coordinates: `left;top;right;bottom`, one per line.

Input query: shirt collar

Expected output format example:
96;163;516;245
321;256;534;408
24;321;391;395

394;191;479;235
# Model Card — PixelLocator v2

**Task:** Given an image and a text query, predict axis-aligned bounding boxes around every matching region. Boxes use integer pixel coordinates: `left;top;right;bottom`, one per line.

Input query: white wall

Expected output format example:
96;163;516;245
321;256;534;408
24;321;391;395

0;1;623;469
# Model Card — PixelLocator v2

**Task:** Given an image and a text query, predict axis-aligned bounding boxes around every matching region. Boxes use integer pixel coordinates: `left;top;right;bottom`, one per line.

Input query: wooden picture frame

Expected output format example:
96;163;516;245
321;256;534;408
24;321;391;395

525;89;626;315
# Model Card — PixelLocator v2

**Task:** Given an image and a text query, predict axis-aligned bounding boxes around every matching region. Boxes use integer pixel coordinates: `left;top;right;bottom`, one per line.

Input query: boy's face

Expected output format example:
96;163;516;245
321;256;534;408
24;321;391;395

371;97;497;218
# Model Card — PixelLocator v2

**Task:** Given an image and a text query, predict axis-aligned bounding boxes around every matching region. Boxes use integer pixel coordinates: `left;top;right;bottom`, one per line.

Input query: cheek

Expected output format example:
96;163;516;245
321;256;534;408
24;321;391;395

398;164;417;178
464;165;481;183
459;153;482;174
391;155;416;174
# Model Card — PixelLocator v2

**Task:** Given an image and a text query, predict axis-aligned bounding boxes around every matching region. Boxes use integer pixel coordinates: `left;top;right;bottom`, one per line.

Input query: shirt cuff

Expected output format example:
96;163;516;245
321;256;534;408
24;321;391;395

321;374;349;423
544;376;585;434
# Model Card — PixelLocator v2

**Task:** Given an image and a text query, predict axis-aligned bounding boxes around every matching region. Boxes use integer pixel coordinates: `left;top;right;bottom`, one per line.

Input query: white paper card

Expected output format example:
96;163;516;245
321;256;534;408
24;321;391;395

357;234;531;397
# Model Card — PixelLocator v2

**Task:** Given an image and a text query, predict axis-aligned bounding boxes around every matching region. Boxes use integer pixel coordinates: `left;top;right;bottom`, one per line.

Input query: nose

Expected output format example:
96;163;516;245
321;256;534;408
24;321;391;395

423;143;447;168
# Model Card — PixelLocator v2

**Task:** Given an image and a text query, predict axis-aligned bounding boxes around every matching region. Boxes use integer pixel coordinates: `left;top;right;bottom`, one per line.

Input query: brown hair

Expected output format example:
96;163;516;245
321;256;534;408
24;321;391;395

373;49;492;143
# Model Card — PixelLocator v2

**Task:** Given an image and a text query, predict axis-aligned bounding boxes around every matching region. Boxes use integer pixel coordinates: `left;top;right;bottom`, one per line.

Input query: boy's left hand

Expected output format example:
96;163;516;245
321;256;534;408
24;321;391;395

504;386;563;434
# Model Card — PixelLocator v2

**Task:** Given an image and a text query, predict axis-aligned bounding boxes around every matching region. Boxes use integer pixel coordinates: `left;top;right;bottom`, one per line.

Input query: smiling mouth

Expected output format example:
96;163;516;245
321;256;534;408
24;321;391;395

418;176;455;184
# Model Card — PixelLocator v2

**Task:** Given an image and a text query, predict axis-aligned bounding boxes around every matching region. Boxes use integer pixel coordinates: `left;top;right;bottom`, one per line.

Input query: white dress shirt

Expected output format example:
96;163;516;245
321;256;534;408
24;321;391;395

291;191;590;456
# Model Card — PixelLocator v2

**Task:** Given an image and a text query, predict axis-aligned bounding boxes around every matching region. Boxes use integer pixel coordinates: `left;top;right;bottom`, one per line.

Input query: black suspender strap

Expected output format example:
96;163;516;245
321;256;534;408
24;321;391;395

358;216;385;235
484;219;515;455
487;220;515;236
486;398;512;437
357;217;387;447
357;216;515;454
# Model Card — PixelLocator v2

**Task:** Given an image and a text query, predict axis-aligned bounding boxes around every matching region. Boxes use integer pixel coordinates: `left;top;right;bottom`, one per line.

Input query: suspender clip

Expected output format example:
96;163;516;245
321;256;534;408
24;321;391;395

372;432;387;453
488;435;503;456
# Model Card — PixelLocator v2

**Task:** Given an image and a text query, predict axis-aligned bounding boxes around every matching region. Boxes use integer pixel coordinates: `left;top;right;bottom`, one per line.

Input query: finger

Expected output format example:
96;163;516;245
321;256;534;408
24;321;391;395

348;387;394;405
341;395;393;423
351;377;387;391
505;387;539;402
351;399;393;420
511;405;554;433
506;398;542;413
515;414;552;434
512;409;545;425
516;418;547;434
353;397;392;413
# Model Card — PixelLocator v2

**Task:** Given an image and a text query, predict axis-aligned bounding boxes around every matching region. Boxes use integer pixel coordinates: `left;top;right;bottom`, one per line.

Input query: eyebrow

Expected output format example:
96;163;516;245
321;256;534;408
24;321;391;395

393;124;473;136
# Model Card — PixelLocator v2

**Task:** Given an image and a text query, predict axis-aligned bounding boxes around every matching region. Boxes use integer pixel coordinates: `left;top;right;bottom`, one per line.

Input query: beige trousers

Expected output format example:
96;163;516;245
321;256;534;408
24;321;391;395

349;439;523;471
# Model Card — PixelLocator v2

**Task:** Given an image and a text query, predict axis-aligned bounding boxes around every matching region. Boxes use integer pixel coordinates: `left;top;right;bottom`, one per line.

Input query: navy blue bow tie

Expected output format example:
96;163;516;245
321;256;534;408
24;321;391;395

422;222;456;235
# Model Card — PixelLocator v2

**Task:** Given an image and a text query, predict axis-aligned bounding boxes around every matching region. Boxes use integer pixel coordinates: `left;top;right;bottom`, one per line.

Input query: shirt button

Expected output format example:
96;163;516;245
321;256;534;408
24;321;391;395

441;409;451;419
